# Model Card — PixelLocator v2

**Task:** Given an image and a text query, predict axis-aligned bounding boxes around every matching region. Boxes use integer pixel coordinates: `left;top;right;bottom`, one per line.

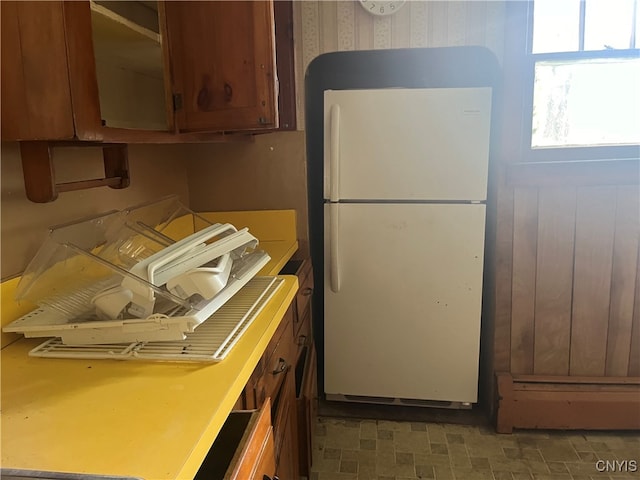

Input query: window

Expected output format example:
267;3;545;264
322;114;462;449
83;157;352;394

519;0;640;161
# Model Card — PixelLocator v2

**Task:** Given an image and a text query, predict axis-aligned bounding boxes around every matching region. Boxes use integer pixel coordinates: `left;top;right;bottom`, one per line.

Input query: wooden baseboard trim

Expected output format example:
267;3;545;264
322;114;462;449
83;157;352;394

496;372;640;433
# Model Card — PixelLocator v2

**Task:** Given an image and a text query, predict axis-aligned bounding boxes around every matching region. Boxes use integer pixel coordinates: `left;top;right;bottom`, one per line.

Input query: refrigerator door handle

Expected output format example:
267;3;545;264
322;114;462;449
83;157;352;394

329;203;341;293
329;104;340;202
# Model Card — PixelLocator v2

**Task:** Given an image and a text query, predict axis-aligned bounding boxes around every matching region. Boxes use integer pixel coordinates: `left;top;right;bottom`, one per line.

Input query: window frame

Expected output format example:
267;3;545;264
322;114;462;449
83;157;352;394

508;0;640;163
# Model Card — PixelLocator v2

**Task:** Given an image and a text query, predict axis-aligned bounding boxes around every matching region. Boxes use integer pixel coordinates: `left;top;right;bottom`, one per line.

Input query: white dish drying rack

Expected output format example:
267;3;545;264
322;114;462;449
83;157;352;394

5;251;270;345
3;196;275;349
28;277;283;362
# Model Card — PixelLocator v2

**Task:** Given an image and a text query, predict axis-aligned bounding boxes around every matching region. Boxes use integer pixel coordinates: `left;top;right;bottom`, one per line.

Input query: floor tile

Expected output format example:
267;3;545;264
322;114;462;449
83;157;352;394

415;463;436;478
431;443;449;455
427;424;447;444
412;422;428;432
446;433;465;444
360;420;378;440
310;417;640;480
360;438;377;450
396;451;415;465
340;459;358;473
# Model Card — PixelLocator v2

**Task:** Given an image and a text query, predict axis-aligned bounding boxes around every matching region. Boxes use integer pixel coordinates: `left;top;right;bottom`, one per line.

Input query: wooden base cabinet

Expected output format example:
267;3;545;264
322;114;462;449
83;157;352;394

281;257;318;478
244;303;299;478
238;257;318;479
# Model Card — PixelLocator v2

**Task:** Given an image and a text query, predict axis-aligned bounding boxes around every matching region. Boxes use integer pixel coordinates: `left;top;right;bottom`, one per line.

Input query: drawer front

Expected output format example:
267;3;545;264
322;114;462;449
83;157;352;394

196;399;275;480
227;398;274;480
250;428;276;480
251;305;294;389
266;305;293;367
295;306;312;352
254;314;295;406
294;264;313;337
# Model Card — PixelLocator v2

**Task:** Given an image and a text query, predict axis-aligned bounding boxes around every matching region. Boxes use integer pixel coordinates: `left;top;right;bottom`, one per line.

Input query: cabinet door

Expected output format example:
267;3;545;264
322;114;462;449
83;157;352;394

0;1;90;141
163;0;278;133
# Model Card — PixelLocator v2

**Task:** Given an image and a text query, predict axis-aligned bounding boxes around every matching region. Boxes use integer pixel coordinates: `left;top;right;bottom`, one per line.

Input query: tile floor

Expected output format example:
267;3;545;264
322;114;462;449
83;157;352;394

309;417;640;480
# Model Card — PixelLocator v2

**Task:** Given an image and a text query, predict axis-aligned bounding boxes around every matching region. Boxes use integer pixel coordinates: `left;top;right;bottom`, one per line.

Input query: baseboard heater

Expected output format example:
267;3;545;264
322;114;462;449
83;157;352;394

496;372;640;433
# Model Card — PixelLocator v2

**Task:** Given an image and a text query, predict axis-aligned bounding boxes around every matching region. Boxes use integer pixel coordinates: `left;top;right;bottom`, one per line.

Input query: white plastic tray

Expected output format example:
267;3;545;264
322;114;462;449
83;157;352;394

28;277;283;362
4;251;270;345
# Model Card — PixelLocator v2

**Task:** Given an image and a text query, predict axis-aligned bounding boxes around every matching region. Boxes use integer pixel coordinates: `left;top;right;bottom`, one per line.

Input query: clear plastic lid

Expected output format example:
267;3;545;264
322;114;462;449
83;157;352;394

14;196;233;320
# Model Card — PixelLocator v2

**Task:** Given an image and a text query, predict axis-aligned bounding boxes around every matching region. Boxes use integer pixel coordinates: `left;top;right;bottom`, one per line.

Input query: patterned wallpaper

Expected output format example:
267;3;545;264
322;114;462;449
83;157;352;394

292;1;506;127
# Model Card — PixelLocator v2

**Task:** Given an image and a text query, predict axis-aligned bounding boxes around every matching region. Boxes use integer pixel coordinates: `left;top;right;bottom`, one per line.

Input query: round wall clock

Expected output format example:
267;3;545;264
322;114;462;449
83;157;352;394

358;0;406;16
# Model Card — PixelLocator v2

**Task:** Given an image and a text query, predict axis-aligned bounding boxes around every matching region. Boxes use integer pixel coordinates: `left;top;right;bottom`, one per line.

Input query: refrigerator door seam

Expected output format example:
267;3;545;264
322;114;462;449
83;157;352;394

328;199;487;205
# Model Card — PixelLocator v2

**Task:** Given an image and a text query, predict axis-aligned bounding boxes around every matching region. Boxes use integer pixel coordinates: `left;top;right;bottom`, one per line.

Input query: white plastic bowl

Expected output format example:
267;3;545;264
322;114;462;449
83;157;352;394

166;253;232;300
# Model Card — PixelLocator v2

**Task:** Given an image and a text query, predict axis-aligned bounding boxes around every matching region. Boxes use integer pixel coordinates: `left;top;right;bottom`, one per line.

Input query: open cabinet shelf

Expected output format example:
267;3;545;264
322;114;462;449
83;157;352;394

90;1;160;46
90;0;167;131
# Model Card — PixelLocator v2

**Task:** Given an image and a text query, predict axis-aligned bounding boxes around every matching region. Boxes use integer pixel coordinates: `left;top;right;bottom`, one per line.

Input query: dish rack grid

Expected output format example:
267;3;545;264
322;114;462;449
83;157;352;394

29;277;283;362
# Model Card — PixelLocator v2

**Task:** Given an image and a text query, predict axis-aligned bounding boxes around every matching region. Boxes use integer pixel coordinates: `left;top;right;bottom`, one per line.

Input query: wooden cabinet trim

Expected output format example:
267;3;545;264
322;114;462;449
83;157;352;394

273;0;296;130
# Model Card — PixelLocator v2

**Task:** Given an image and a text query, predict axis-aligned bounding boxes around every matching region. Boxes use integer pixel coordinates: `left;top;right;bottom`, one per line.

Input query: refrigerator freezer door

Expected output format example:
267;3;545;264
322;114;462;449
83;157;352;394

324;203;486;403
323;88;492;202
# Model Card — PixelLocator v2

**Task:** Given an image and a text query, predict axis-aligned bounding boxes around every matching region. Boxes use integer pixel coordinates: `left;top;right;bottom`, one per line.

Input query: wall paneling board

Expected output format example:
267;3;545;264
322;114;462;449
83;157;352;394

533;187;577;375
569;187;617;376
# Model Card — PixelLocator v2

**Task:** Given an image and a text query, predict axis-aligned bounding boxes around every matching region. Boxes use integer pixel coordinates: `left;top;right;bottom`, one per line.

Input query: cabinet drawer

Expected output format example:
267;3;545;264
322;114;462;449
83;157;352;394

251;305;293;380
295;306;312;351
250;306;294;407
280;258;313;338
295;265;314;337
195;398;275;480
255;332;294;406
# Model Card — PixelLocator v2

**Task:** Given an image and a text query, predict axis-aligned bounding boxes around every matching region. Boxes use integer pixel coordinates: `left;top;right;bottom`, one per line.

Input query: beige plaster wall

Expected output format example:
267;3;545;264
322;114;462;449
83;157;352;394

185;131;308;247
1;142;190;279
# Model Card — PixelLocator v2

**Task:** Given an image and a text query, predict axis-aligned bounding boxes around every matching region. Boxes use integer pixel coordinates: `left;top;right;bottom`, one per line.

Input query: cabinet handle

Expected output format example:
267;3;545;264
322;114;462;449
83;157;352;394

297;334;307;346
302;287;313;296
262;476;279;480
272;357;287;375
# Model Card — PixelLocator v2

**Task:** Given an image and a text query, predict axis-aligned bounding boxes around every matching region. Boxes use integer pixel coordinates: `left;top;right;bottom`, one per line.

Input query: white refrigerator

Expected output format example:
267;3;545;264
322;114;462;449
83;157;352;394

322;87;492;406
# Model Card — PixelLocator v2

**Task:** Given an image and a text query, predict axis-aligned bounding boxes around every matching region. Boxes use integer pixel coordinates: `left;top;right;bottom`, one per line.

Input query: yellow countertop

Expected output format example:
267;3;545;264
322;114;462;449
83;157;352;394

1;210;300;480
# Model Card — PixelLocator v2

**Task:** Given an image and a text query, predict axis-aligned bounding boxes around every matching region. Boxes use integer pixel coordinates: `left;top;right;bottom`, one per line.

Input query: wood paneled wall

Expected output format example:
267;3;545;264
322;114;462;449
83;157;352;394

494;164;640;380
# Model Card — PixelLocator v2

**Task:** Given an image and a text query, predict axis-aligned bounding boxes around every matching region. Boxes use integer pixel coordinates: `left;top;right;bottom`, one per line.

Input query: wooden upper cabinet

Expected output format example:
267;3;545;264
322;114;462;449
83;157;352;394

1;0;286;143
162;1;279;133
1;1;101;141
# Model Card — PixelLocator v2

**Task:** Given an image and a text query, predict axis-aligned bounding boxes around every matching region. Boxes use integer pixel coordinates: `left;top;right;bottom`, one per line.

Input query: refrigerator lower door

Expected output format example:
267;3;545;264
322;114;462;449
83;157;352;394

324;203;486;404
